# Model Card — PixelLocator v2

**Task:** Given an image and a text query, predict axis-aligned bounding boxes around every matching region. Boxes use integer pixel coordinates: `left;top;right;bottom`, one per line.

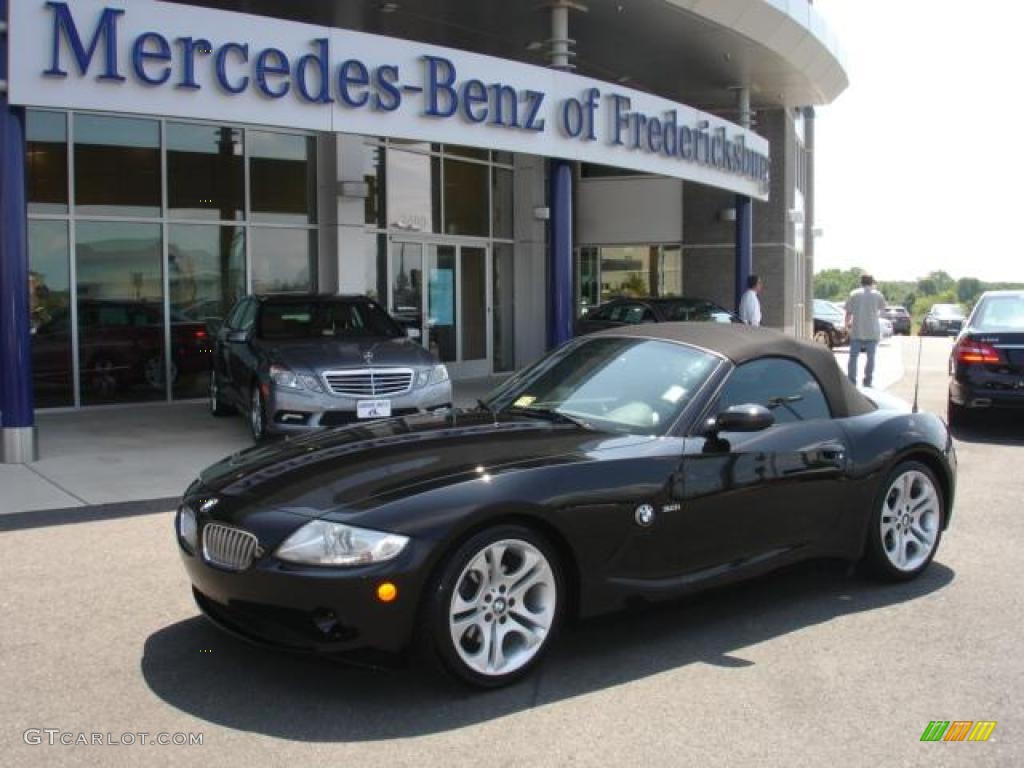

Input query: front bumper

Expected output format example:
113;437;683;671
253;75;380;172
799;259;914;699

265;381;452;433
179;532;432;655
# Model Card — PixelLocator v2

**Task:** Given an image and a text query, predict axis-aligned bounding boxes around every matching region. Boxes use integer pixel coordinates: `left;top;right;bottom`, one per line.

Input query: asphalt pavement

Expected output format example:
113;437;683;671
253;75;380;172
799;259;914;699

1;336;1021;767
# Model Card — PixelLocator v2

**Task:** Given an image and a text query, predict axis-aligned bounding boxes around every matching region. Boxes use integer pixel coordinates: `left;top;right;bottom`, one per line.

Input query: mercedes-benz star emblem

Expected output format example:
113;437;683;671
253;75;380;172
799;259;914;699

363;350;374;364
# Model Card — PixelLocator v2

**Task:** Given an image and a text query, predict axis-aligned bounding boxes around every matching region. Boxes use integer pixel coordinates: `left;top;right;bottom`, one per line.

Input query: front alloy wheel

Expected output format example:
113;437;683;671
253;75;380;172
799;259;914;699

865;461;943;580
427;526;563;687
813;329;832;348
250;386;267;441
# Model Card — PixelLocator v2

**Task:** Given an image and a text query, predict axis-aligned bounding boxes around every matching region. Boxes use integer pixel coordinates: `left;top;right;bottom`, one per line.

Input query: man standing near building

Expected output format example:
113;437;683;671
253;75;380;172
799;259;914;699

739;274;763;326
845;274;887;387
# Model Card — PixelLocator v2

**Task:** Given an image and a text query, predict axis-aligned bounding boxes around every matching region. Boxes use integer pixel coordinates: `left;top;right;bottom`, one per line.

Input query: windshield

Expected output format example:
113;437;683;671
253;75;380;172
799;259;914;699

484;336;720;436
258;300;403;341
931;304;964;318
973;295;1024;331
814;300;844;319
658;300;735;323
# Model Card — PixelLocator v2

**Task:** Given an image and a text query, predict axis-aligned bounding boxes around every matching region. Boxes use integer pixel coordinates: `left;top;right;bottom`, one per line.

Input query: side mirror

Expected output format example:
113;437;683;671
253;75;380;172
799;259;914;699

406;327;422;340
204;316;223;336
706;403;774;435
226;329;250;344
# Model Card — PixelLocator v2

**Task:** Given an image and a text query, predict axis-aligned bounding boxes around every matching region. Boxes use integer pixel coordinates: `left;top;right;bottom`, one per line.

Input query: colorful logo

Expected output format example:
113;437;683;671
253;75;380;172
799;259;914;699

920;721;997;742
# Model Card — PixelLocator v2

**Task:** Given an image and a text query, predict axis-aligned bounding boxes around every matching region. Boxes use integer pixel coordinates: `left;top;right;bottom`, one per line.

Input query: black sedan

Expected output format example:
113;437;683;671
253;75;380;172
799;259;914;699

575;296;739;335
178;324;956;688
920;303;965;336
812;299;849;349
948;290;1024;426
881;305;912;336
209;294;451;440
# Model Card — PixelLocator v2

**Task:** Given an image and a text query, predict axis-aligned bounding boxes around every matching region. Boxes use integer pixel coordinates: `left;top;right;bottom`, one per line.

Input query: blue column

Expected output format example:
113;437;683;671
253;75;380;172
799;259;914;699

0;0;39;462
548;159;573;347
734;194;752;312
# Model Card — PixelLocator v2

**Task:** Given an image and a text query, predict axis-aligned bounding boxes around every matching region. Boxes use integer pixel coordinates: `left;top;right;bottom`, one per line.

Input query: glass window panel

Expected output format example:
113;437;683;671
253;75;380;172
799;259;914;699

74;115;160;217
249;131;317;224
659;246;683;296
29;220;74;407
390;241;424;337
75;221;165;405
26;110;68;214
493;243;515;372
443;158;488;237
167;123;244;221
427;245;456;362
251;227;316;294
445;144;489;161
363;142;386;228
386;149;440;234
388;139;438;153
600;246;653;302
168;225;246;399
460;246;487;361
492;167;514;240
577;247;599;317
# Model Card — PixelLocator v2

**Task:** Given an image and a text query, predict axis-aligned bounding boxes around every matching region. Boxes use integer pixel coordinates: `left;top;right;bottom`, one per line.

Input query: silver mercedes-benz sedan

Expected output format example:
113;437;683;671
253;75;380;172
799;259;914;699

208;294;452;439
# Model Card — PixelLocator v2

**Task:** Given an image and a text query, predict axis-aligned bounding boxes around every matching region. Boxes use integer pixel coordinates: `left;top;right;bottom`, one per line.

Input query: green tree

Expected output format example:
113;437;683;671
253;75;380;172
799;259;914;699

957;277;983;304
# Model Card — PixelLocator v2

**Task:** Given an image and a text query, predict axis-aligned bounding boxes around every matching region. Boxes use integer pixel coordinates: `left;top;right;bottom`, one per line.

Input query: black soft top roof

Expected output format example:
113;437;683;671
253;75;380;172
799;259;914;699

596;322;875;418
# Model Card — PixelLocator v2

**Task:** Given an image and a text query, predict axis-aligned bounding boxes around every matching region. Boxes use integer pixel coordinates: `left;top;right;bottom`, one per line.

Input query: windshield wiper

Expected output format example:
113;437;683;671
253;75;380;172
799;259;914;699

510;406;591;429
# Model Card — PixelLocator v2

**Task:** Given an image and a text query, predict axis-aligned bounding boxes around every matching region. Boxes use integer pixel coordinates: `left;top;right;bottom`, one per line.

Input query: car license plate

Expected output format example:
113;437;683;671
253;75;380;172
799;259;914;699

357;399;391;419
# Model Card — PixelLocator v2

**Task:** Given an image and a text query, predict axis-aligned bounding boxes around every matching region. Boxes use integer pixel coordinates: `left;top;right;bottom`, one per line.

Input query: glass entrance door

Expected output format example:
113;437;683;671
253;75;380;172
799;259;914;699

390;239;492;379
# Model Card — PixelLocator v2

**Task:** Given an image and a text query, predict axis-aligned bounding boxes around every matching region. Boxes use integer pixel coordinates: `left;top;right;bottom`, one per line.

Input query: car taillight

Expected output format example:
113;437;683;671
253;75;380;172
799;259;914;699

194;329;208;340
955;340;1001;364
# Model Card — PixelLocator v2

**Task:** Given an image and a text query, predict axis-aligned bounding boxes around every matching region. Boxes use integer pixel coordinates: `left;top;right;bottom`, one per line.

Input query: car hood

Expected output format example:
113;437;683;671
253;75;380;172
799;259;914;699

193;411;615;518
262;336;436;372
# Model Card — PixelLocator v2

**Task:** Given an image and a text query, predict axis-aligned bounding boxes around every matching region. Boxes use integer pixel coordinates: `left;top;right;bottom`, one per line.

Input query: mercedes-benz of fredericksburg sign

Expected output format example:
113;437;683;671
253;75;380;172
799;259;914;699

7;0;771;198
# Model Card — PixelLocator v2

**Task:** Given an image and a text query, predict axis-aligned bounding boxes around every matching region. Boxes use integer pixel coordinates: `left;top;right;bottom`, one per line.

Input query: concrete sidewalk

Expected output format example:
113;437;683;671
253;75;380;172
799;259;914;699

0;375;507;516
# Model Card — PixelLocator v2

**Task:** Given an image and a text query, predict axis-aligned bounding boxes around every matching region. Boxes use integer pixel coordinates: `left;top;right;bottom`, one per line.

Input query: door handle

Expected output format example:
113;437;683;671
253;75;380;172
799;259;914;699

810;443;846;467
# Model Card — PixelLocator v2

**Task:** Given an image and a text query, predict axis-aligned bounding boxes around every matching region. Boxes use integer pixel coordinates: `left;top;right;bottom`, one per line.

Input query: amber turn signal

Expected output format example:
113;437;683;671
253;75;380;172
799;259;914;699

376;582;398;603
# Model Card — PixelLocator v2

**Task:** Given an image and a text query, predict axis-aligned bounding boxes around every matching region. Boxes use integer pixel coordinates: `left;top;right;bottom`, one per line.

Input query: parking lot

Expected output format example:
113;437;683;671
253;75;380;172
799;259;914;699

2;337;1021;767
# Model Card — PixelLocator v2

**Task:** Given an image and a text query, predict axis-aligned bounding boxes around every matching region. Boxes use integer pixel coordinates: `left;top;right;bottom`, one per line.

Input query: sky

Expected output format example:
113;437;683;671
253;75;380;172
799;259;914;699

812;0;1024;282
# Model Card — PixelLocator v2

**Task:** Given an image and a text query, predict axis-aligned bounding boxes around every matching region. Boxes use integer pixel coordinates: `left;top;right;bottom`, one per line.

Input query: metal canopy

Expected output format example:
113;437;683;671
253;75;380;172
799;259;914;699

165;0;847;114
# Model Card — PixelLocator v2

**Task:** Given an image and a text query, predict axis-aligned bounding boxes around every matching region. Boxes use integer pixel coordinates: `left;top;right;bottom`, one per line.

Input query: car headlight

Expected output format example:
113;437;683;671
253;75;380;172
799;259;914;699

177;505;198;553
275;521;410;566
269;365;321;392
416;364;449;388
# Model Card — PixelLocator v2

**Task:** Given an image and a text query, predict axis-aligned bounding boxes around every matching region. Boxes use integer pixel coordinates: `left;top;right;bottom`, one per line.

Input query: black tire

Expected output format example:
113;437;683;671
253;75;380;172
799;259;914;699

421;524;565;689
249;384;267;441
863;460;944;582
946;399;967;430
209;371;235;417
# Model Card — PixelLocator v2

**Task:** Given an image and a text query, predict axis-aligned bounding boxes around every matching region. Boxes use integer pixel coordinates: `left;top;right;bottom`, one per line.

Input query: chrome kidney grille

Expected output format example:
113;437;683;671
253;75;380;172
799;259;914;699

202;523;260;571
322;368;414;397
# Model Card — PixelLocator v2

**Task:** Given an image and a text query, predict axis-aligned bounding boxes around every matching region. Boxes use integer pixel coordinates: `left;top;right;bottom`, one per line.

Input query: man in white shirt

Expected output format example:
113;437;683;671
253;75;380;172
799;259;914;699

844;274;887;387
738;274;763;326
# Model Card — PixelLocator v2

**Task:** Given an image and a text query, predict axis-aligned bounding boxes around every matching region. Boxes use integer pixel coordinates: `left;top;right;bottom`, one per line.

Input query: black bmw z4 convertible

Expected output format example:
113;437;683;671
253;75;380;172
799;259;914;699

177;324;956;688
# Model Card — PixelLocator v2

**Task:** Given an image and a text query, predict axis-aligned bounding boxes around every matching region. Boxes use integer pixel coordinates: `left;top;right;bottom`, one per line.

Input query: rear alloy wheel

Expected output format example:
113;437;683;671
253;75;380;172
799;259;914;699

250;386;267;441
864;461;943;581
426;526;563;688
813;329;832;348
209;373;234;417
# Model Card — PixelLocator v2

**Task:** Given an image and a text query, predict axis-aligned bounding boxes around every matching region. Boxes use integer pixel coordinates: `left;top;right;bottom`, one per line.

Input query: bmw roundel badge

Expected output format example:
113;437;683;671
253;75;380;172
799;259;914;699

635;504;656;527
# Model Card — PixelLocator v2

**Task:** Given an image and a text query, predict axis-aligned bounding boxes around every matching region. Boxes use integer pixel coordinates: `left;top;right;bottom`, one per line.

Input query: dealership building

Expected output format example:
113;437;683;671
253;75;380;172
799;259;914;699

0;0;847;461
